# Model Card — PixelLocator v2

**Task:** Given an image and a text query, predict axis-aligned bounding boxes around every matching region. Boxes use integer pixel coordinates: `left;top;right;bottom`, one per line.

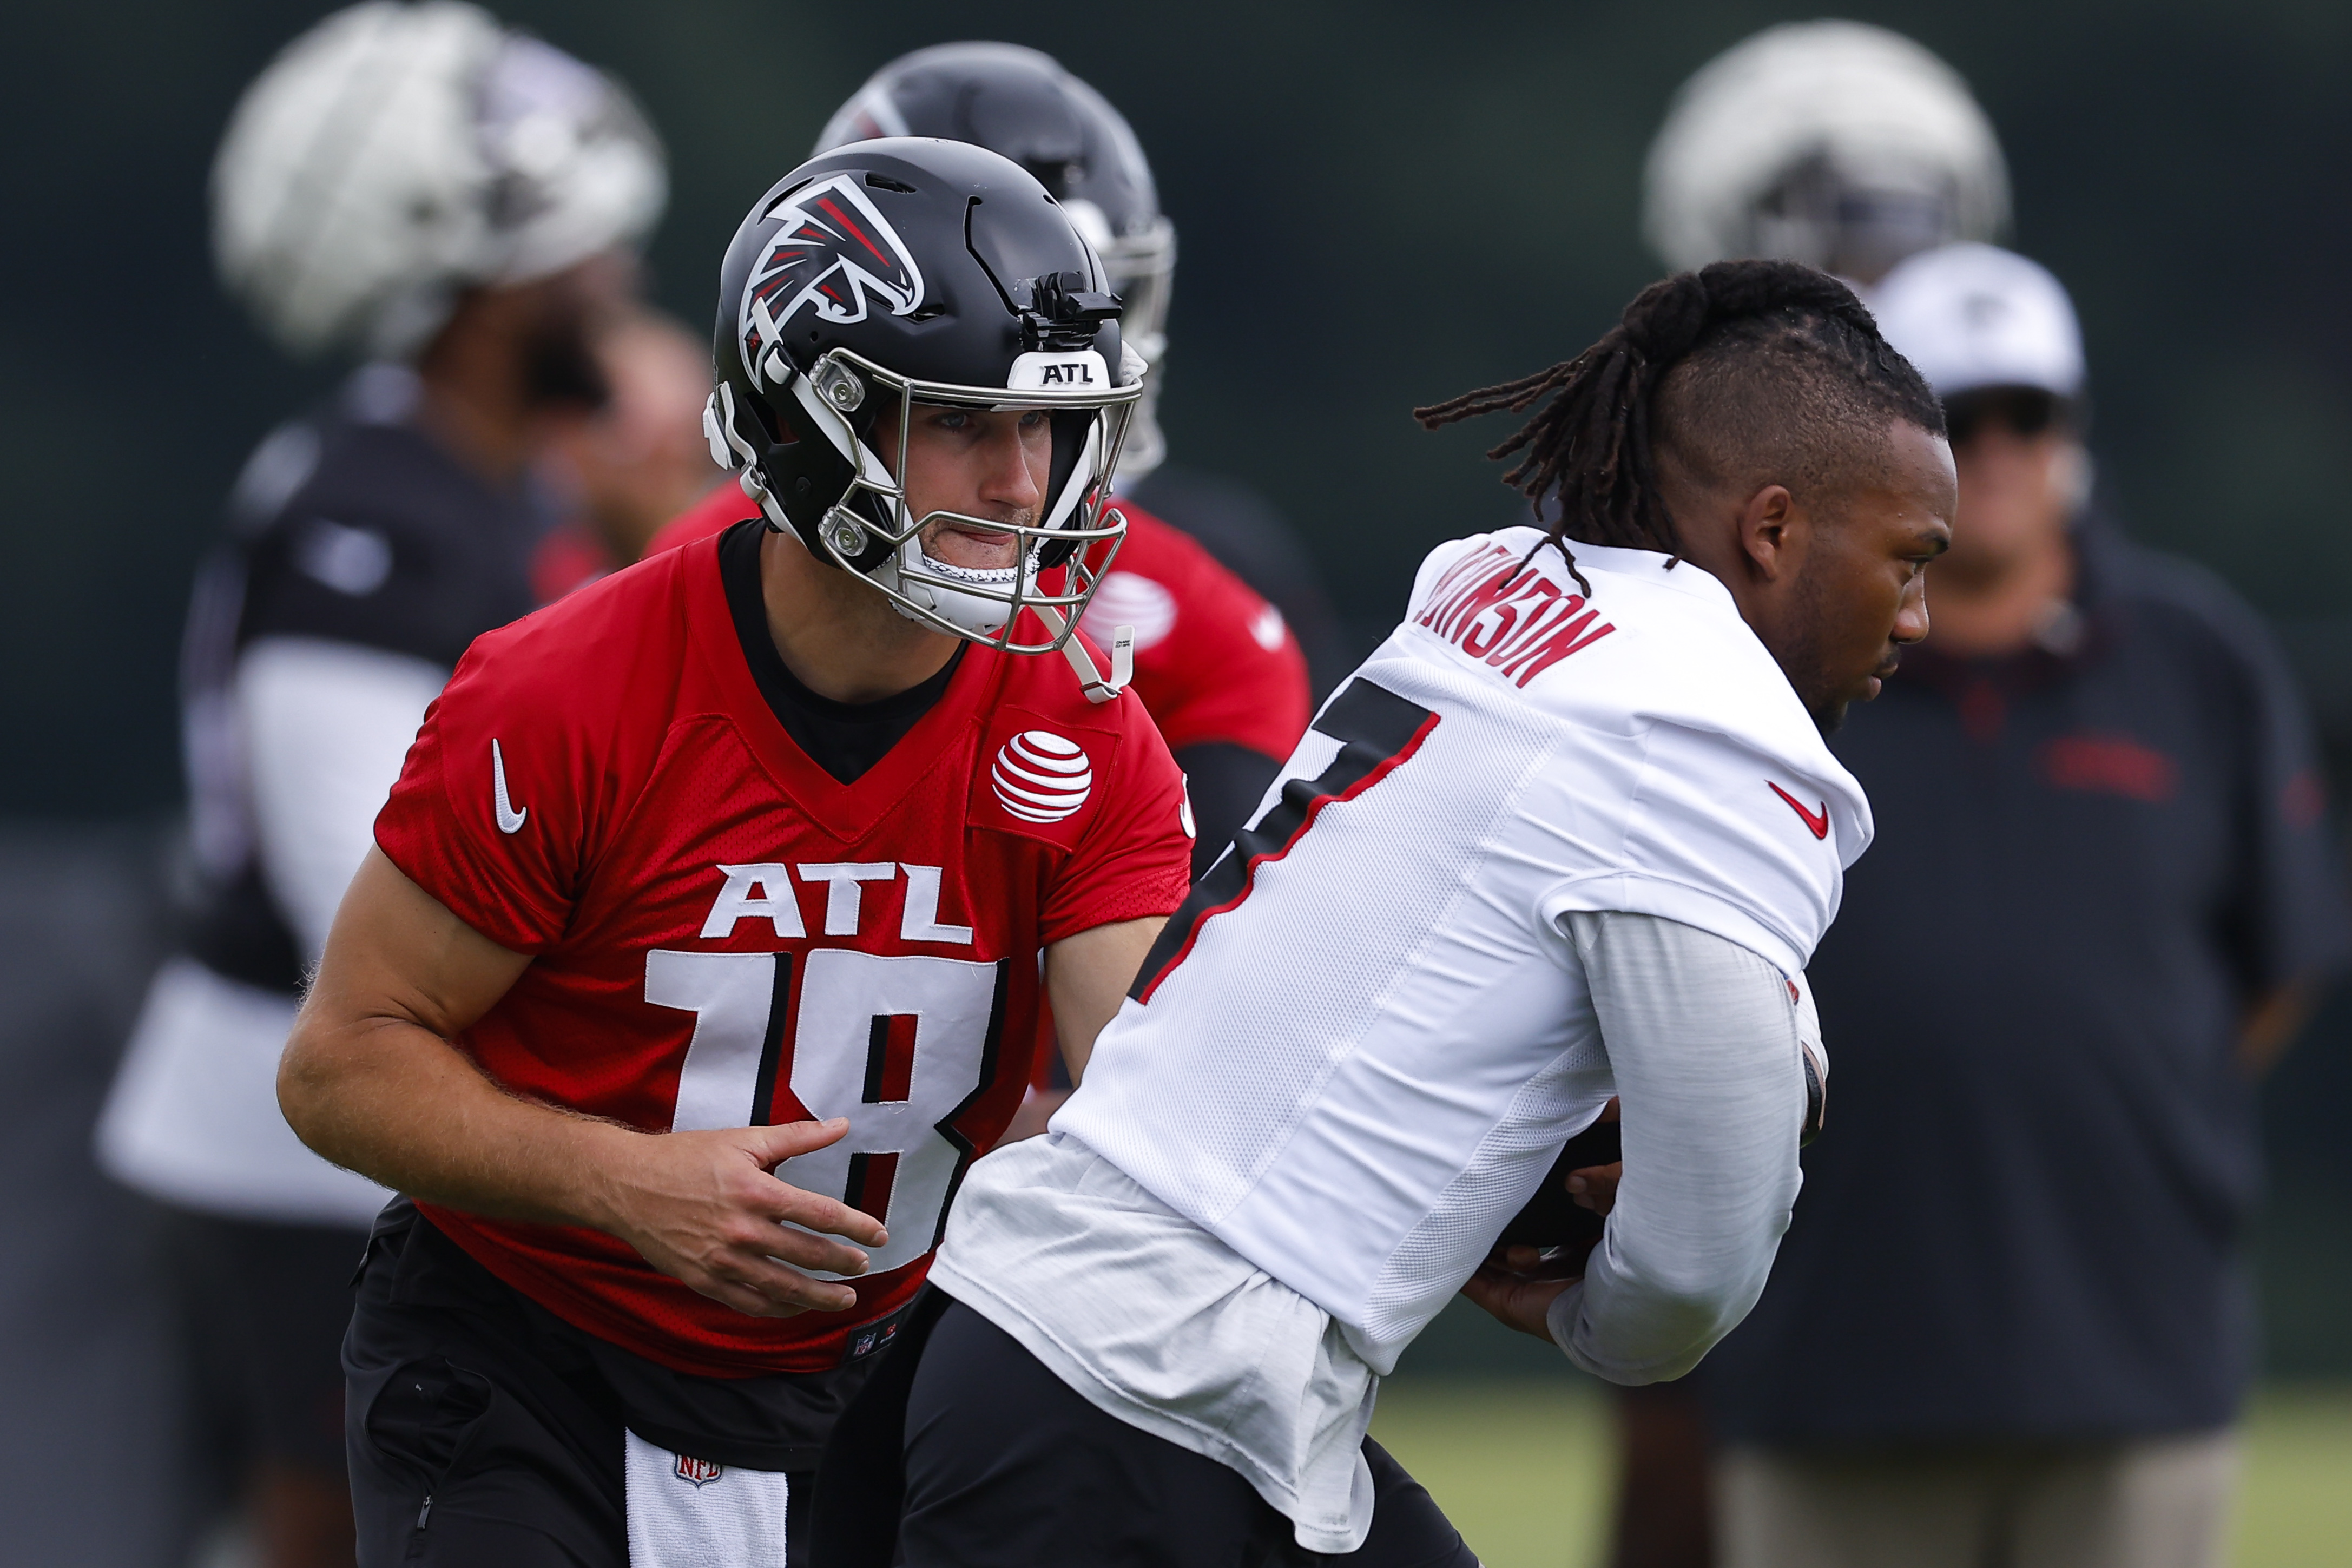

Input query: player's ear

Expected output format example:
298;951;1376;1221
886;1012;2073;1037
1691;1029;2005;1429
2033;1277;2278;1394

1737;483;1799;581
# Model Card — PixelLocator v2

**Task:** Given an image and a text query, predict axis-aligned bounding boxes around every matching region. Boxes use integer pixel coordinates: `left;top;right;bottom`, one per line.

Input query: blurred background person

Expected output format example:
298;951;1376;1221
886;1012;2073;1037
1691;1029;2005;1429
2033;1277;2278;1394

90;5;664;1565
529;306;725;602
1601;25;2017;1566
1643;19;2010;289
1694;243;2349;1567
846;43;1361;703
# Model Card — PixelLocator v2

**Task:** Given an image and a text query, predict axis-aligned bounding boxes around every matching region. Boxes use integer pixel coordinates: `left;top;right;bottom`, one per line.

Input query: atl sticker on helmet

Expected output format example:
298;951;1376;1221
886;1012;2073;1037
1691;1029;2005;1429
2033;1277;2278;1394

1008;350;1109;392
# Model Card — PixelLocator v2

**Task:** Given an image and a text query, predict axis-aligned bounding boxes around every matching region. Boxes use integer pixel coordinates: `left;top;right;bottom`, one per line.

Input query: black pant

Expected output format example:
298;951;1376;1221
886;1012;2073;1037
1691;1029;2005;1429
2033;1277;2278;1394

344;1202;848;1567
866;1298;1475;1567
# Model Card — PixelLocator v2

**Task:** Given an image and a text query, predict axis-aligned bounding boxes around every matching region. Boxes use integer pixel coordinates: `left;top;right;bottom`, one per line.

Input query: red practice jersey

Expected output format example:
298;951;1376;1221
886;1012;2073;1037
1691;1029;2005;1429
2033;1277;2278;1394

373;532;1194;1376
647;486;1311;762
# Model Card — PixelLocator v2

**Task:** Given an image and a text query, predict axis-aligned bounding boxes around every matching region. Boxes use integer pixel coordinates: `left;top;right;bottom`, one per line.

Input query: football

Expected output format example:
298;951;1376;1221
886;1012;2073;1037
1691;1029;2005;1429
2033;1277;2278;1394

1492;1111;1622;1279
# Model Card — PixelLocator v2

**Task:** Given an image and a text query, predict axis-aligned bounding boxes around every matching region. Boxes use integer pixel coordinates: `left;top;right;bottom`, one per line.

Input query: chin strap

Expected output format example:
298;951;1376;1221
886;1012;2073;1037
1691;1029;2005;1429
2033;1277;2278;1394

1032;604;1134;703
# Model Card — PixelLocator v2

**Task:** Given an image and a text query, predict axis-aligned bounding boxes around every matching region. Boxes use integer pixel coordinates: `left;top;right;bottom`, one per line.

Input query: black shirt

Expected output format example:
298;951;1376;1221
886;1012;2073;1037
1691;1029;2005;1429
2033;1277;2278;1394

716;518;961;785
1702;518;2350;1444
181;366;543;993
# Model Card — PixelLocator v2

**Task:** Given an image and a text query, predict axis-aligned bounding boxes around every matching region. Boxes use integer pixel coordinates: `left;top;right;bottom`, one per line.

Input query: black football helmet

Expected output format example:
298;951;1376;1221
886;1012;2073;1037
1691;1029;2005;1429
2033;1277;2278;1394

816;43;1177;479
703;138;1143;693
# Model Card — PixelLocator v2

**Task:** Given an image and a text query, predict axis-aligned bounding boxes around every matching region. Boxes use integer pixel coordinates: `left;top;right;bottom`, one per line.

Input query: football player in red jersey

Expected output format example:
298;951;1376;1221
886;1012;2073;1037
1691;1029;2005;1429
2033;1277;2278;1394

279;139;1194;1568
649;44;1313;880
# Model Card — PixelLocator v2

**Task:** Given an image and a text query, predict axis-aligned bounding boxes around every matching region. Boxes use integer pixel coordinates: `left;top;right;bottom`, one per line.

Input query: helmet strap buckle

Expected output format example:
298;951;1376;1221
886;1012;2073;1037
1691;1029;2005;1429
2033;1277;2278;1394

1031;604;1134;703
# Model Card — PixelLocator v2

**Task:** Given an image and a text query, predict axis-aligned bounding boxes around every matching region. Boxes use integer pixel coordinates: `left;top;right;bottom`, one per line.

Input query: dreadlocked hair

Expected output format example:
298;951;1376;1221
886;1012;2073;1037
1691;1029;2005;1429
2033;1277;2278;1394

1414;259;1944;588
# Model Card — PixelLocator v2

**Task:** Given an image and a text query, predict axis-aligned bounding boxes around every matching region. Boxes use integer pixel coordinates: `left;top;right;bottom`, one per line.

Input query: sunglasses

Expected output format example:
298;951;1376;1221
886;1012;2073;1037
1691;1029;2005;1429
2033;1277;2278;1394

1943;387;2074;447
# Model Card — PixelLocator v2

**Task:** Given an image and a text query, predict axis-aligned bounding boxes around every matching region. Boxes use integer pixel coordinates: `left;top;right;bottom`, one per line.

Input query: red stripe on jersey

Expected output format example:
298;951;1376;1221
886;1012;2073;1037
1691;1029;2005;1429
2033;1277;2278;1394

846;1150;900;1225
864;1013;919;1103
1132;679;1438;1004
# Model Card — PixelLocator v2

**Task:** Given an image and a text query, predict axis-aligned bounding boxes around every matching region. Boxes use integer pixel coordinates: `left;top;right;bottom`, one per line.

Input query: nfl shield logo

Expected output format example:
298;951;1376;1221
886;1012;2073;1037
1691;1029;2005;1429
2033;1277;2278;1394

674;1453;724;1488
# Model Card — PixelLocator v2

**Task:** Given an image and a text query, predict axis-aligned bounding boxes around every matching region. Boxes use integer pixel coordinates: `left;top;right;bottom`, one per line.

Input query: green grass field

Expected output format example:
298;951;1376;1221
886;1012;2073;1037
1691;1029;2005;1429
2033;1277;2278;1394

1369;1380;2352;1568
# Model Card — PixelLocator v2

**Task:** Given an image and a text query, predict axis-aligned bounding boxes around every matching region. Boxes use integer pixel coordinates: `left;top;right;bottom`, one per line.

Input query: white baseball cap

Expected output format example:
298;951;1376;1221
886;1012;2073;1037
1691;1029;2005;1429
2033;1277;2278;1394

1865;242;2085;400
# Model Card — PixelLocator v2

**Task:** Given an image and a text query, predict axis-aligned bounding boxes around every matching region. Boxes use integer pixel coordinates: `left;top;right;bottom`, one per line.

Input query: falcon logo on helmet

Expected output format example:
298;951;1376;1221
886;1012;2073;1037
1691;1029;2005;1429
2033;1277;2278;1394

739;175;925;384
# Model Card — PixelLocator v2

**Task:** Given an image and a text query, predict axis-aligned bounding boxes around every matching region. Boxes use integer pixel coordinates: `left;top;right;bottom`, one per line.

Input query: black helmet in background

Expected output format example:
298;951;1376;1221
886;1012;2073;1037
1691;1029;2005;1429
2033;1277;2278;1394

816;43;1177;480
703;138;1143;677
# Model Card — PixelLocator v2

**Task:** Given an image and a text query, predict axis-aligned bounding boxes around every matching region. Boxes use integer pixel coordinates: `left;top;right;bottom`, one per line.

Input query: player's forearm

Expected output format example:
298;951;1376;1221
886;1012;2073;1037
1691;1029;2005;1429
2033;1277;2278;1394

280;1010;637;1229
1044;915;1166;1081
277;846;619;1224
1550;911;1806;1385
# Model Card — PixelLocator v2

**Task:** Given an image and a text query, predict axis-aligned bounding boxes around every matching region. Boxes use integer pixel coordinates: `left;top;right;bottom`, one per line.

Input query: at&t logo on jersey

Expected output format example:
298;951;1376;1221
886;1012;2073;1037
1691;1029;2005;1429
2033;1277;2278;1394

1417;544;1617;687
992;730;1093;823
1081;571;1178;651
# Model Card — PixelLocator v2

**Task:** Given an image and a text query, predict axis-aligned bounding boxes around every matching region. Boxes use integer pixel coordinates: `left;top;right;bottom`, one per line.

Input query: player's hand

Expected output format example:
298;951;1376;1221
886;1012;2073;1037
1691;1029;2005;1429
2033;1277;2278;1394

588;1118;890;1319
1566;1158;1622;1217
1489;1148;1617;1280
1567;1095;1624;1220
1460;1260;1578;1342
1490;1096;1624;1276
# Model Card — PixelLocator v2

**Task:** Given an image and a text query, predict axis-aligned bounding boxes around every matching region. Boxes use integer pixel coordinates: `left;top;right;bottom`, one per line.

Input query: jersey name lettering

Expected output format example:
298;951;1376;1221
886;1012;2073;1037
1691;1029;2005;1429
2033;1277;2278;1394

697;862;974;946
1416;543;1616;687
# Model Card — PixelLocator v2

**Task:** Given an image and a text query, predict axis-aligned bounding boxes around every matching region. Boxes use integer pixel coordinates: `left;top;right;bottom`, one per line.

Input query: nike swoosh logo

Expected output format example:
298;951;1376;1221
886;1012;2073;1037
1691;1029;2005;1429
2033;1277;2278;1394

1768;781;1829;841
492;739;527;835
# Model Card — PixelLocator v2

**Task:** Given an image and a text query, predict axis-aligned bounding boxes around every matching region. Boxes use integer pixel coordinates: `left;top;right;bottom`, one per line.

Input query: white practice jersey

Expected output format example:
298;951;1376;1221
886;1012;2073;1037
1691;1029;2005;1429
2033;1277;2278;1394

1052;528;1870;1367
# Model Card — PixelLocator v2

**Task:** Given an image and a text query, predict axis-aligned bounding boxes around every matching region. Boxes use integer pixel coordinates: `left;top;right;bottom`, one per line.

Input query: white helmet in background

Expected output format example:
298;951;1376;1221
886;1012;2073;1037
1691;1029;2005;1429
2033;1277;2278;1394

212;1;666;360
1644;21;2008;284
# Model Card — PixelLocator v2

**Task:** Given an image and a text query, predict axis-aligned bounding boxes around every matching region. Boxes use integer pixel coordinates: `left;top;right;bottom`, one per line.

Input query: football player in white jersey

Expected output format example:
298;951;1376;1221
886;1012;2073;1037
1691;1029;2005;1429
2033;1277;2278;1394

811;259;1954;1565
